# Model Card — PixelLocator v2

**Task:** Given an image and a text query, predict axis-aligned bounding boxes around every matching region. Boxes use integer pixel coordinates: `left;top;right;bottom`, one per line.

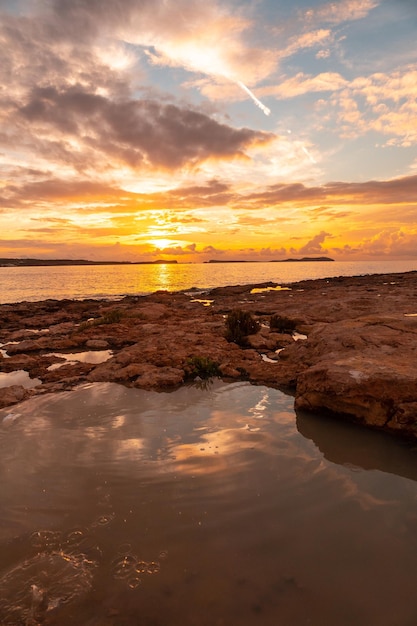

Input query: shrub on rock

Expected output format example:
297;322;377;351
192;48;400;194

225;309;260;345
186;356;220;379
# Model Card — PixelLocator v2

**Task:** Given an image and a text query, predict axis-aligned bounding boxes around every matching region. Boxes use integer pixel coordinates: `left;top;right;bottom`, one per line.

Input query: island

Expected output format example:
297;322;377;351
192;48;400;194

0;258;178;267
270;256;334;262
205;257;334;263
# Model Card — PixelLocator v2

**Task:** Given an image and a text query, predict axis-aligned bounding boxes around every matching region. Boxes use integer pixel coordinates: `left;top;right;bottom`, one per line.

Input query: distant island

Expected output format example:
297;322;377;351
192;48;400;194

270;256;334;263
0;256;335;267
0;258;178;267
206;257;334;263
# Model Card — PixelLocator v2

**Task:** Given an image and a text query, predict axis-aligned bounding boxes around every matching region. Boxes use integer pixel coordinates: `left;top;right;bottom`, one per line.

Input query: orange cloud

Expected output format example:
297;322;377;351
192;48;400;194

333;229;417;259
303;0;379;24
260;72;347;99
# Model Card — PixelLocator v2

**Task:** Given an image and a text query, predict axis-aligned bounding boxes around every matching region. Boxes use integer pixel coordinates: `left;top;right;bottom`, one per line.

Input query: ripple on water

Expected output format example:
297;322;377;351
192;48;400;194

111;554;162;590
0;551;96;624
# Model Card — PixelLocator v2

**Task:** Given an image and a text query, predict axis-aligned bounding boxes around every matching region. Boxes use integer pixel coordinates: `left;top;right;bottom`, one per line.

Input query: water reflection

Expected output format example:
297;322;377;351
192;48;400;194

250;286;291;293
0;381;416;625
0;369;41;389
296;408;417;482
46;349;113;370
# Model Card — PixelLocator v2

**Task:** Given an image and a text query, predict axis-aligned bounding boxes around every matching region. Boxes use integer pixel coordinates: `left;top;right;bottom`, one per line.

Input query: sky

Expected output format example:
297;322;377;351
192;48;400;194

0;0;416;262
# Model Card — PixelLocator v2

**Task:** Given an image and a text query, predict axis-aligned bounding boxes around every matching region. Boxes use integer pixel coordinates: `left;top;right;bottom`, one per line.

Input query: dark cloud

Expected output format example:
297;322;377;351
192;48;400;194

0;178;134;208
163;179;233;207
17;85;272;170
245;182;325;205
244;175;417;207
324;176;417;204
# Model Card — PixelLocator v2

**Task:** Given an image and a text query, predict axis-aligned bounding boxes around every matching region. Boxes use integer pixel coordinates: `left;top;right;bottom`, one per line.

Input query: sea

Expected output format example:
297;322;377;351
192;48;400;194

1;258;417;304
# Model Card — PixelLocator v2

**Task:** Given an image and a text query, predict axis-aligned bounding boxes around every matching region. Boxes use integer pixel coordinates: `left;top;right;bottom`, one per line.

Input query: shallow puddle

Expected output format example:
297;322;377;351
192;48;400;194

47;350;113;370
250;286;291;294
0;369;41;389
0;381;416;625
189;298;214;306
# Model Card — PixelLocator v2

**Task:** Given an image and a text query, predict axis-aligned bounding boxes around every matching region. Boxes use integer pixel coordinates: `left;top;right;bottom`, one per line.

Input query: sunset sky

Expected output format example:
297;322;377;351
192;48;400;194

1;0;416;262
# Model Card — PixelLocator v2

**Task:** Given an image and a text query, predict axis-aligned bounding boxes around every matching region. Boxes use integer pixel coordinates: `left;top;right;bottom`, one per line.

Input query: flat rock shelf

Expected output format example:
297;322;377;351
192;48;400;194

1;270;417;438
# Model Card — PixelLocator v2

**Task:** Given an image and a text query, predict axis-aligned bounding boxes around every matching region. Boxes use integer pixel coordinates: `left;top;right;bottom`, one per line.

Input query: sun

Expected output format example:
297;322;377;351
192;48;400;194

149;238;175;249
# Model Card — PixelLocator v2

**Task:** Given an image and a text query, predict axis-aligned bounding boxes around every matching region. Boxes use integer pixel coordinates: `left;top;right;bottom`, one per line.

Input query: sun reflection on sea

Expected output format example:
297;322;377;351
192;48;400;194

153;263;172;291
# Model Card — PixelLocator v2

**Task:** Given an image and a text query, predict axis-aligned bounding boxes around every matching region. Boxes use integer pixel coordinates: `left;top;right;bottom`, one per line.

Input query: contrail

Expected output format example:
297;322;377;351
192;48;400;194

234;78;317;165
301;145;317;164
237;80;317;164
236;80;271;116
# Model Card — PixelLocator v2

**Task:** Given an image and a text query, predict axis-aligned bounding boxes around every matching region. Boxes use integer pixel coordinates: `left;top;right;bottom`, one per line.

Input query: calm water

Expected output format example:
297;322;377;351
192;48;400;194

1;260;417;303
0;381;417;625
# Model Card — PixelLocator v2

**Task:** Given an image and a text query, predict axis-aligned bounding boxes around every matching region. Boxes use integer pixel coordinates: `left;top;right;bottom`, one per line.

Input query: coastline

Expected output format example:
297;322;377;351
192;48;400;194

1;270;417;439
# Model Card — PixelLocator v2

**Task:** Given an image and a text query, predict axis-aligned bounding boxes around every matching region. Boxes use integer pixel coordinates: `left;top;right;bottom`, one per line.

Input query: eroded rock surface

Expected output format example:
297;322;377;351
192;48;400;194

1;271;417;438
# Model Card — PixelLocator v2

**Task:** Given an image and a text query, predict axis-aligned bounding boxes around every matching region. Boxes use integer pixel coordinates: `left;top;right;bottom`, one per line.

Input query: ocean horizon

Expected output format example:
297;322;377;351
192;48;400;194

1;259;417;304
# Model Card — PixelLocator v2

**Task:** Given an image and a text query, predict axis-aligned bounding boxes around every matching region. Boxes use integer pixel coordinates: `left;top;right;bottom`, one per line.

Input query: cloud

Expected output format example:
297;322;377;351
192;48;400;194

152;242;228;258
281;28;333;58
0;178;136;209
316;65;417;144
243;175;417;208
15;85;273;172
157;243;198;256
303;0;379;25
298;230;332;255
333;229;417;258
0;3;275;185
260;72;347;99
49;0;278;95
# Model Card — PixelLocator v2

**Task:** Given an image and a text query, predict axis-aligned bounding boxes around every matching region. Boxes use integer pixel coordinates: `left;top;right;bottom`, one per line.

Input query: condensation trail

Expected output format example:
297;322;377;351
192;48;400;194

235;79;317;165
302;145;317;164
236;81;271;116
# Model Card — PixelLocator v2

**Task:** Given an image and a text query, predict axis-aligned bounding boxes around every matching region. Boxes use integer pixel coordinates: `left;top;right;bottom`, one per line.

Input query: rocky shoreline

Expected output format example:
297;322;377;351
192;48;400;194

1;270;417;438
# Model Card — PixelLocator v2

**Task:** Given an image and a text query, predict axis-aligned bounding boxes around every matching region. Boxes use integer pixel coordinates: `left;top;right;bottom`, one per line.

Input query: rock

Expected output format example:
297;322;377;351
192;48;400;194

4;340;43;355
133;366;184;389
136;304;169;320
0;385;27;408
291;316;417;437
1;354;38;372
246;333;270;350
218;363;241;378
2;270;417;438
85;339;109;349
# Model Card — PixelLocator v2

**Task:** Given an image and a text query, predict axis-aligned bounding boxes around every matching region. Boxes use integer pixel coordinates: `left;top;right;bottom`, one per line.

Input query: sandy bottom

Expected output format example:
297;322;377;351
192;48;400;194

0;380;416;625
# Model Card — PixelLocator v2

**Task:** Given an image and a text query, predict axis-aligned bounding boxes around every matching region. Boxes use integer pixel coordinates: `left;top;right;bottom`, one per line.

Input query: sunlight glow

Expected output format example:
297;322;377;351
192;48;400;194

149;238;177;249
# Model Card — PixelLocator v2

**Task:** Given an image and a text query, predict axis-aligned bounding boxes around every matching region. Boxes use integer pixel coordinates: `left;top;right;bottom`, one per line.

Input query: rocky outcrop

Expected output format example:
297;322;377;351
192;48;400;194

289;315;417;437
0;385;28;408
1;271;417;438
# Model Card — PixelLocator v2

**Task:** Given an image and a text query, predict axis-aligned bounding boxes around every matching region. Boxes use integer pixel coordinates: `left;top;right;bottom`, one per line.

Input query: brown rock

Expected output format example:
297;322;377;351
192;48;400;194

85;339;109;349
133;366;184;389
2;270;417;439
4;340;43;354
291;316;417;437
0;385;28;408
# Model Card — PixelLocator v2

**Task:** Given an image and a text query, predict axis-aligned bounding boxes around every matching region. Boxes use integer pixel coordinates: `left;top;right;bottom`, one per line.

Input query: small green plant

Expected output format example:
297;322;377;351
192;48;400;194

78;309;123;330
225;309;260;345
186;356;221;379
100;309;123;324
270;314;296;334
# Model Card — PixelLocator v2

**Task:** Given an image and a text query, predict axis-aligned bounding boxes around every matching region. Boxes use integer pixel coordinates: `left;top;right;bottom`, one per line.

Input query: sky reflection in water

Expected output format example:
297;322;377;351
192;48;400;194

0;381;416;625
